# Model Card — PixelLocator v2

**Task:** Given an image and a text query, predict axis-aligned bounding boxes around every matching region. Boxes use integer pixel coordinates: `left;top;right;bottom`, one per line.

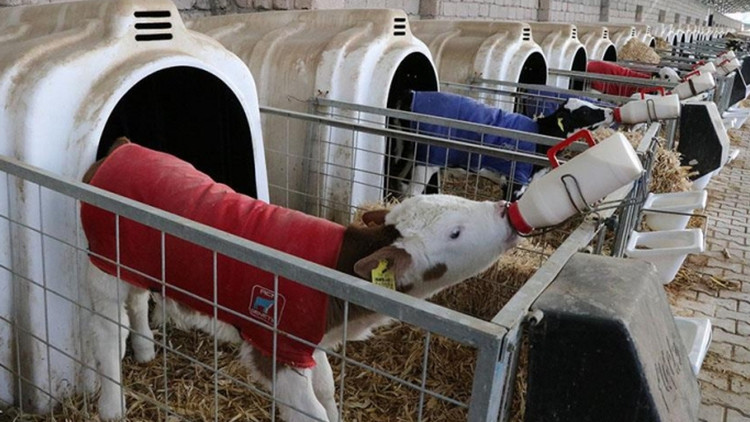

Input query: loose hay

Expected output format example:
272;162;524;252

591;126;644;147
618;38;661;64
441;168;505;200
728;128;743;145
528;214;586;251
654;37;671;50
664;266;740;303
648;145;695;193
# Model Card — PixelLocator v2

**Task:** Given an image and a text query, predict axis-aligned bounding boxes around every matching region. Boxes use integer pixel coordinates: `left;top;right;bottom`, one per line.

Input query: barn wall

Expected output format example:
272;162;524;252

0;0;744;30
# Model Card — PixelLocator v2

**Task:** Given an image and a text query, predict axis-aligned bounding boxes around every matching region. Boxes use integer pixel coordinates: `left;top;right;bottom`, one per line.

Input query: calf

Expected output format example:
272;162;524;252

400;91;613;198
82;139;519;422
587;61;681;97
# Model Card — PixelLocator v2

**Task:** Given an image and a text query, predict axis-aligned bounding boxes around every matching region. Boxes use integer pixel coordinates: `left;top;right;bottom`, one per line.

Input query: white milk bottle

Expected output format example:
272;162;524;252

614;94;681;124
671;71;716;100
693;61;717;75
712;50;736;64
508;131;644;234
716;58;741;77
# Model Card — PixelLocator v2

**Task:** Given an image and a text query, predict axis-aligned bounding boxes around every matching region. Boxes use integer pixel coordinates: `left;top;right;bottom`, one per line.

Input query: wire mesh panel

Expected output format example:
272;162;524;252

0;154;518;422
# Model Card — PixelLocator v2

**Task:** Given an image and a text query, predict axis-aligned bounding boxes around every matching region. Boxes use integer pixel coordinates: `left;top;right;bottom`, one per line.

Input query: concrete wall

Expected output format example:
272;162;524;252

0;0;743;30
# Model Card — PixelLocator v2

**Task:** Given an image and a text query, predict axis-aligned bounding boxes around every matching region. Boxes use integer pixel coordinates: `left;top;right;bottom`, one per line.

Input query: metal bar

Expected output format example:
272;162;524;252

466;332;504;422
416;331;431;421
0;154;505;349
306;99;585;151
449;79;630;105
496;324;523;422
265;105;553;167
549;68;679;89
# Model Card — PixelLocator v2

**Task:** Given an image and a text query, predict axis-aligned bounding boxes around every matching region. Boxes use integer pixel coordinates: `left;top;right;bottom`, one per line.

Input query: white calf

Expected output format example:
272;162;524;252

83;141;519;422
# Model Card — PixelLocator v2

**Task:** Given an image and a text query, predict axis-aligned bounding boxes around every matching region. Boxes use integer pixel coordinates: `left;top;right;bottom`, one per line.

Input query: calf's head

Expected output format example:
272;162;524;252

657;67;681;84
353;194;518;297
537;98;614;138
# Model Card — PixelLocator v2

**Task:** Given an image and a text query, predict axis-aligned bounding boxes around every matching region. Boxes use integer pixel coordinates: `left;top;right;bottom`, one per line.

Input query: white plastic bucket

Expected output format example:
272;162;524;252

625;229;705;284
642;190;707;231
691;170;717;191
674;316;712;375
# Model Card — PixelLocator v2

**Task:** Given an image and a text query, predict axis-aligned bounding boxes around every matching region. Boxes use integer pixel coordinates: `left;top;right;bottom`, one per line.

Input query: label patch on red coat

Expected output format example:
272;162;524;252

249;285;286;327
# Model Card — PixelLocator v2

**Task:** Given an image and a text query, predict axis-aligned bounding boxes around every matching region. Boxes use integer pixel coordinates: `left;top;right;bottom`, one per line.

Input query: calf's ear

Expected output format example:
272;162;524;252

108;137;131;155
353;246;412;284
361;209;390;227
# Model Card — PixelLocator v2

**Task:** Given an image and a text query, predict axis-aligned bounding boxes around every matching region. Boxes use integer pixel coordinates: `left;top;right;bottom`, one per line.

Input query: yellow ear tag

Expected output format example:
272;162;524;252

371;259;396;290
557;117;565;133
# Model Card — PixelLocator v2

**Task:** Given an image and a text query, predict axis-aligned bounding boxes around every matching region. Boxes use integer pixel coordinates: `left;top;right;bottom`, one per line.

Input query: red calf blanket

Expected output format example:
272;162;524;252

587;61;652;97
81;144;345;368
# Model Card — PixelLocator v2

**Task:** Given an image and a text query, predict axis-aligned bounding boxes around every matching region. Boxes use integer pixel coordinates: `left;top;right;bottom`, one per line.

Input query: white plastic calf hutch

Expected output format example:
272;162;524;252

634;24;656;48
527;23;588;90
574;24;618;61
0;0;267;412
600;24;655;48
410;20;548;113
683;25;699;43
673;28;688;47
653;24;678;46
188;10;439;224
608;25;637;50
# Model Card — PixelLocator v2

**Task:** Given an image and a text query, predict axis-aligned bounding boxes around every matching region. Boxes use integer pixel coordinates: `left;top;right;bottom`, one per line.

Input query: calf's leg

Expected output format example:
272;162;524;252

126;287;155;363
87;265;130;420
312;349;338;422
242;344;330;422
402;165;440;196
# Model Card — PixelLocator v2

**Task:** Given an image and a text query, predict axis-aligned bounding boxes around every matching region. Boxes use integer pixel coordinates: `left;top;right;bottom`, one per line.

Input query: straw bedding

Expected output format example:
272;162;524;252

618;38;661;65
654;37;671;50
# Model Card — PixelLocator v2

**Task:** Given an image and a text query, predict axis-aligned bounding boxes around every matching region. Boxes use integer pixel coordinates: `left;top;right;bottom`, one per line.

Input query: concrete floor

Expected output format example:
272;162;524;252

668;120;750;421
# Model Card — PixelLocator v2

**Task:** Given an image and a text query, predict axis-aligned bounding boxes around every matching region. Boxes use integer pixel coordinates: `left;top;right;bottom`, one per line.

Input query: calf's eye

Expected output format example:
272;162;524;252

450;228;461;239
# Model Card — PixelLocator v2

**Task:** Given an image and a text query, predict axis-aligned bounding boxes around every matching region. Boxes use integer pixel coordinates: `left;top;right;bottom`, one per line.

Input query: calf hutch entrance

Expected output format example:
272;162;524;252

410;20;548;113
188;10;439;223
0;0;266;411
100;67;259;197
575;25;618;62
528;23;587;90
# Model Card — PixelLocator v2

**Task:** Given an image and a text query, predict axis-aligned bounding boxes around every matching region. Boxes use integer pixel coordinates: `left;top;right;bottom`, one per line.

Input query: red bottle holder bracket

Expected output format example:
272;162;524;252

546;129;597;168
